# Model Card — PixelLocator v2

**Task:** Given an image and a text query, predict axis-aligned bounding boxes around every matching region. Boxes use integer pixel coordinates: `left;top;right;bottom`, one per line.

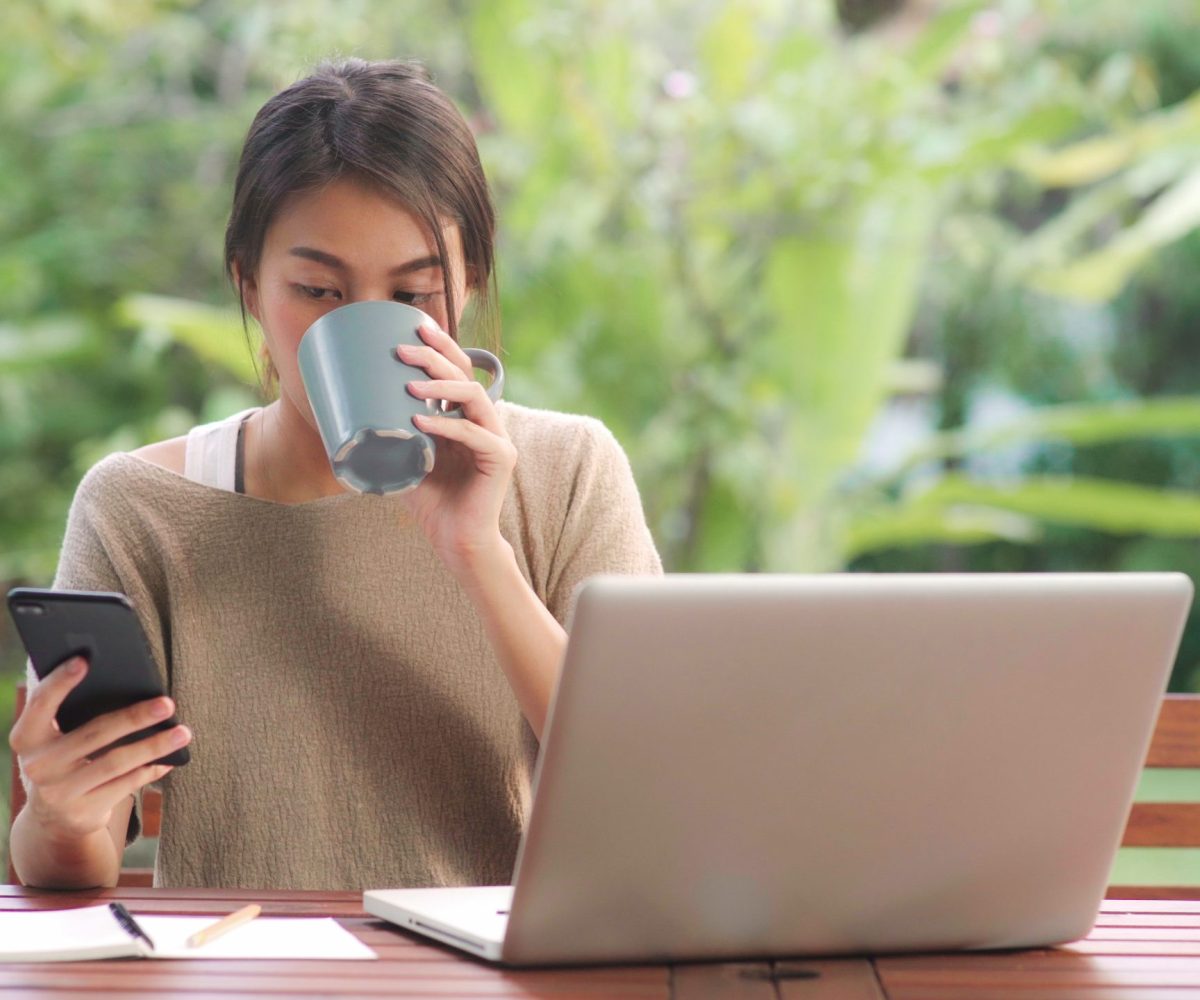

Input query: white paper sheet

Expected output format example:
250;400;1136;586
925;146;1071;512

0;906;141;962
136;914;377;960
0;906;377;963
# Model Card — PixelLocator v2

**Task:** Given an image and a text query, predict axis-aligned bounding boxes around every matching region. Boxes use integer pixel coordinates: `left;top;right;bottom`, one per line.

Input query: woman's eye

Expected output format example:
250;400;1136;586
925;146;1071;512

300;285;340;300
393;291;434;306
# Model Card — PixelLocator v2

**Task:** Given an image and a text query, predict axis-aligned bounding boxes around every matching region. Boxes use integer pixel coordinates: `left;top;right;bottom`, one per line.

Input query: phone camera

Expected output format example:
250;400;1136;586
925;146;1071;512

15;603;46;615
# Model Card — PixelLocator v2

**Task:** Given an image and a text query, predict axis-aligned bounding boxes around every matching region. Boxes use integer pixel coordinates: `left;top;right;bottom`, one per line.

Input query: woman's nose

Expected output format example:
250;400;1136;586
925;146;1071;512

344;292;394;305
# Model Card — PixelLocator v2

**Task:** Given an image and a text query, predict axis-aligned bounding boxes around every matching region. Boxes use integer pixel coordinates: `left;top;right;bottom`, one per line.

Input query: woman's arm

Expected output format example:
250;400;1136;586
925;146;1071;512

11;457;185;887
401;322;659;738
11;796;132;890
451;540;566;741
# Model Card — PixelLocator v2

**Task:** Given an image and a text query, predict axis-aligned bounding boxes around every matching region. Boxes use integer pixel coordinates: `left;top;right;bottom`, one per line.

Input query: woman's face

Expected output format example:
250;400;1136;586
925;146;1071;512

240;177;469;427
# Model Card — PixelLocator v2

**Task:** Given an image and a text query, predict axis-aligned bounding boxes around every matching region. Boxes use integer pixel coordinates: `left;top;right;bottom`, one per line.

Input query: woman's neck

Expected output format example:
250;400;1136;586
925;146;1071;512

244;398;350;504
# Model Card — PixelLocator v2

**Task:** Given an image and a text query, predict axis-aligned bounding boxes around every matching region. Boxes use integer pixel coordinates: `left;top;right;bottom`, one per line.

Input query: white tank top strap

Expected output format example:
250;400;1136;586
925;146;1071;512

183;407;259;492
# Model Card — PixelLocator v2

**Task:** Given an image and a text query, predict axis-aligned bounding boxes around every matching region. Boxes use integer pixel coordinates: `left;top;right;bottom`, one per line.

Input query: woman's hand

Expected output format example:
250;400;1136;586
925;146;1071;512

397;321;516;575
10;656;190;842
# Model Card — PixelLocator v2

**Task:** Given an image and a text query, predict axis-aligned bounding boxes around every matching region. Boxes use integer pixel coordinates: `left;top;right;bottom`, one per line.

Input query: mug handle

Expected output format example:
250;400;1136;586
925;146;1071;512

446;348;504;408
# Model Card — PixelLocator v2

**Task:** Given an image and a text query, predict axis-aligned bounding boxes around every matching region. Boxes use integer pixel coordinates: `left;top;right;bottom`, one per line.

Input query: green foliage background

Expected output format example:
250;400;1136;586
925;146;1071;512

4;0;1200;873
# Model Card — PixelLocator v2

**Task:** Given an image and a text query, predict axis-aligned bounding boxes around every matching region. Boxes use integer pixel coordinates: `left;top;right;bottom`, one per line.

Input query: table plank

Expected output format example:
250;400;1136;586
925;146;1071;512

880;953;1200;972
775;960;884;999
885;989;1196;999
878;951;1200;987
1065;939;1200;956
0;894;369;916
670;959;882;1000
672;963;776;1000
0;884;361;902
1103;899;1200;914
0;967;667;997
1094;914;1200;928
1087;927;1200;941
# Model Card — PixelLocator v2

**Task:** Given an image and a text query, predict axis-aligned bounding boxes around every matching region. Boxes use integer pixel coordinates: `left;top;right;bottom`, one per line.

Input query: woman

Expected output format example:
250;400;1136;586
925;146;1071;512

9;59;661;890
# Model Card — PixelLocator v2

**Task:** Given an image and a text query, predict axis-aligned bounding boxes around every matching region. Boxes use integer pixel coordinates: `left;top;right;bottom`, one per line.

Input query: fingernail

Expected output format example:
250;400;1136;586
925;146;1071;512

68;658;86;676
172;726;191;746
151;698;173;720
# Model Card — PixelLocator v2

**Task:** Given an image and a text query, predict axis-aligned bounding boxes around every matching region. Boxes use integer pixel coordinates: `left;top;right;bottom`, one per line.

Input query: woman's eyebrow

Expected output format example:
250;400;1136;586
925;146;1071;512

287;246;443;275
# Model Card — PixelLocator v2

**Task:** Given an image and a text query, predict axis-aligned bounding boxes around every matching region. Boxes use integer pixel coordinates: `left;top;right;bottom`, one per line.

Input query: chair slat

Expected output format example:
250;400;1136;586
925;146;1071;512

1145;696;1200;768
1124;803;1200;847
141;786;162;839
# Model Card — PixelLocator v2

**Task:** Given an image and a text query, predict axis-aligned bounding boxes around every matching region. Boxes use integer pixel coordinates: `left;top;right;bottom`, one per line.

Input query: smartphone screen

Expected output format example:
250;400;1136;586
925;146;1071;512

7;587;189;767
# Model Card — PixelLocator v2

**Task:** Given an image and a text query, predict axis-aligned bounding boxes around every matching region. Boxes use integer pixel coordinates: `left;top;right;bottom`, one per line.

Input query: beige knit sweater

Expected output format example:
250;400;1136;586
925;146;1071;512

43;402;662;890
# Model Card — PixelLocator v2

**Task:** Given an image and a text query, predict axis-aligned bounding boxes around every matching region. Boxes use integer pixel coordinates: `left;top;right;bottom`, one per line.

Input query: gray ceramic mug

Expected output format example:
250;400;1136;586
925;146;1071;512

297;300;504;495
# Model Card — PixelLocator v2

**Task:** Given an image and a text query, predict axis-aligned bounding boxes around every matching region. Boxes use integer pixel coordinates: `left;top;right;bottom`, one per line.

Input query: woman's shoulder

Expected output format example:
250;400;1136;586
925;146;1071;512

129;405;255;477
72;449;181;508
498;402;640;505
129;436;188;474
499;401;623;458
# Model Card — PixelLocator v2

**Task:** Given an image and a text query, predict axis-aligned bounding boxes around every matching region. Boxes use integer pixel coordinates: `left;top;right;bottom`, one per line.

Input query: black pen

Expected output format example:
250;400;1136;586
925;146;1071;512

109;901;155;951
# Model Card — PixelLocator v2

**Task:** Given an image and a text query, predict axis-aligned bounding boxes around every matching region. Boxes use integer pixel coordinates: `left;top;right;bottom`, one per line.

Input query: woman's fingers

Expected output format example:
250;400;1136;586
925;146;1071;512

56;697;177;769
396;342;466;382
408;379;503;434
83;762;174;821
44;761;173;838
418;321;476;376
10;657;88;752
20;696;177;787
29;723;187;833
58;724;190;803
413;411;517;474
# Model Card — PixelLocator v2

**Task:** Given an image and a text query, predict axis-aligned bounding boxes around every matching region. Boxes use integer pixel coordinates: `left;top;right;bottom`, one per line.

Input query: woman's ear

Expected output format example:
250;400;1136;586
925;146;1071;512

231;261;262;325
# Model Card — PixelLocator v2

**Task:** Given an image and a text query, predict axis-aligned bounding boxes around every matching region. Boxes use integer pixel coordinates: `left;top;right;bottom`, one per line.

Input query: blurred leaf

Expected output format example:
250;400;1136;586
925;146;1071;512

116;294;258;385
845;470;1200;561
887;358;943;394
1018;132;1141;188
914;102;1083;182
764;191;937;505
918;474;1200;536
1002;160;1176;281
1029;165;1200;302
699;1;760;103
468;0;558;139
1027;242;1145;302
882;396;1200;484
905;0;986;84
0;317;91;373
1133;163;1200;239
1018;90;1200;187
842;505;1039;560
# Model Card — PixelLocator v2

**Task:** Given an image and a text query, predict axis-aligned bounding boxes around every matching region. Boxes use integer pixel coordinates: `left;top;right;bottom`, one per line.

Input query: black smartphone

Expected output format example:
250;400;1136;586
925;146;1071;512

6;587;189;767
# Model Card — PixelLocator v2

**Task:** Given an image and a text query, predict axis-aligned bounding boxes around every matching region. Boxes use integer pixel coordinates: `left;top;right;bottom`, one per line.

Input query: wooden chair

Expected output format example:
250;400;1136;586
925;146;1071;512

1110;694;1200;898
7;682;161;886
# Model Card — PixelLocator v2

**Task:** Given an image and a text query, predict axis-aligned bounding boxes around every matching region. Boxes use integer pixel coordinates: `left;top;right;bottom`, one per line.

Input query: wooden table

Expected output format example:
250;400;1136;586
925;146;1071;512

4;887;1200;998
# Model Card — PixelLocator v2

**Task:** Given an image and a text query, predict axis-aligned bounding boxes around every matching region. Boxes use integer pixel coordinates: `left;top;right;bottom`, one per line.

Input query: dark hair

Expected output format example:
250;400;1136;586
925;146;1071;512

225;58;498;383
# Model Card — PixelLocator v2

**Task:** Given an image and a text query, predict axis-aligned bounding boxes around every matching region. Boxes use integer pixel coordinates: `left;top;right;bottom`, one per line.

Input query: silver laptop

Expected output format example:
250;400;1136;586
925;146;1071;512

365;572;1193;965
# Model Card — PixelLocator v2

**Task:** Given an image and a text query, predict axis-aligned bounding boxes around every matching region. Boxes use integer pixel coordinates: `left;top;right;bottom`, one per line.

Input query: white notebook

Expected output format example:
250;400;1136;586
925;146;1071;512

0;905;377;962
